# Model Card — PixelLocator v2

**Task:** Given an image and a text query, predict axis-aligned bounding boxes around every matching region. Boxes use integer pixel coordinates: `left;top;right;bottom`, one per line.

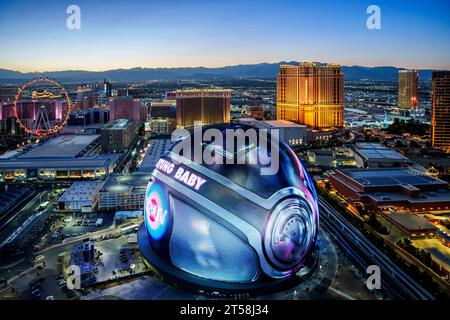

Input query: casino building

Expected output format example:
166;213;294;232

97;173;150;211
176;89;231;128
277;63;344;129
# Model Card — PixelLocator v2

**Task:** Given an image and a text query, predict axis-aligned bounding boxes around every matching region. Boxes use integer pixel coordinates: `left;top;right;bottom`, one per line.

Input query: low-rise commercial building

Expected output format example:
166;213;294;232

307;146;357;168
138;139;172;173
0;135;118;181
380;212;436;236
97;173;150;211
255;120;307;147
351;142;412;168
236;119;308;147
58;181;103;212
307;149;335;167
329;168;450;212
307;129;334;143
243;105;264;120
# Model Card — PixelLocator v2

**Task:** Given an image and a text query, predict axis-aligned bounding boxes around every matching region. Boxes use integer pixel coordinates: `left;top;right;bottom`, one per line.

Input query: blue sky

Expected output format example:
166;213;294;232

0;0;449;71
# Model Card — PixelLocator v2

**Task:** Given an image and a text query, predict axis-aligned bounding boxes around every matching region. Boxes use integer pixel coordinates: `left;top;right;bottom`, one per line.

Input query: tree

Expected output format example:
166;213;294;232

385;118;430;136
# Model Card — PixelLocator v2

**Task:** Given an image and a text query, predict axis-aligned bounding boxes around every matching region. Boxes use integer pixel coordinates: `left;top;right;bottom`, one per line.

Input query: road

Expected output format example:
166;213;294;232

318;196;434;300
37;221;140;255
0;189;48;243
0;189;39;229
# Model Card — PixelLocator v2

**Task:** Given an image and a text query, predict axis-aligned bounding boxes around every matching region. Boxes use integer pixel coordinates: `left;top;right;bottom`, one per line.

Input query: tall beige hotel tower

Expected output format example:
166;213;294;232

277;63;344;129
398;70;419;110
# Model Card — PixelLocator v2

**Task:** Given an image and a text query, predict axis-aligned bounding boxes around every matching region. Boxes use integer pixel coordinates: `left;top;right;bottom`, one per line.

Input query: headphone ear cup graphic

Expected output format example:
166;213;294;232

139;124;320;291
264;197;317;271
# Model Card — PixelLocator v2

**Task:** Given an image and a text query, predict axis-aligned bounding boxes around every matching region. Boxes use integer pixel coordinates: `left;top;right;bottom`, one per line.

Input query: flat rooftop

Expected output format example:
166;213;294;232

138;139;171;173
354;143;408;161
176;89;232;93
99;173;151;193
237;118;257;122
18;135;100;159
386;213;436;232
259;120;307;129
309;149;334;156
342;168;447;187
102;118;134;130
58;181;103;202
150;100;176;107
368;189;450;203
0;155;119;170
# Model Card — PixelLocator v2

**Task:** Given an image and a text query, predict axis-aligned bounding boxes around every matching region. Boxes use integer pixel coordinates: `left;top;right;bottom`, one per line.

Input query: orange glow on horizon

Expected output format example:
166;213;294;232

2;58;450;74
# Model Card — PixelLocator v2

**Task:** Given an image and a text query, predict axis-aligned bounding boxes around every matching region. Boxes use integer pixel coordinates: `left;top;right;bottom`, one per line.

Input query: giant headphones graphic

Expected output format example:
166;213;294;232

140;124;319;291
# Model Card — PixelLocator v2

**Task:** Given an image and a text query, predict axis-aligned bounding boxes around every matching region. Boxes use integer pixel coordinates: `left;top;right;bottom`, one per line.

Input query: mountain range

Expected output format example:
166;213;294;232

0;61;445;83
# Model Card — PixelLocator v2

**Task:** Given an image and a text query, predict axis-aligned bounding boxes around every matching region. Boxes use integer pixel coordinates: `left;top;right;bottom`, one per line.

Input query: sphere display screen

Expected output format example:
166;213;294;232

140;124;319;290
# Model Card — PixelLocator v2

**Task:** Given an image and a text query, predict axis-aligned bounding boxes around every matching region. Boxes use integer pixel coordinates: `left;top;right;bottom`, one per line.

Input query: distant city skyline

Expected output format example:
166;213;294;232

0;0;449;72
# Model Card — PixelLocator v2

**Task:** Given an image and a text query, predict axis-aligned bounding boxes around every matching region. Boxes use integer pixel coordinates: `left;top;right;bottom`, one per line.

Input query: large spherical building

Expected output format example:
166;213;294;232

138;124;319;294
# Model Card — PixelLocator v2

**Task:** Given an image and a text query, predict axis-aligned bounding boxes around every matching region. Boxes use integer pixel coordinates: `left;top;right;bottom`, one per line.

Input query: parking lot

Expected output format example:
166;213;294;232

93;236;147;283
26;271;78;300
53;213;114;242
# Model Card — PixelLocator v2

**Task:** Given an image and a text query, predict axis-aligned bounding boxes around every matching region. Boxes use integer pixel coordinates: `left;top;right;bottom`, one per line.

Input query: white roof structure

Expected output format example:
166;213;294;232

259;120;307;128
58;181;103;203
19;134;100;159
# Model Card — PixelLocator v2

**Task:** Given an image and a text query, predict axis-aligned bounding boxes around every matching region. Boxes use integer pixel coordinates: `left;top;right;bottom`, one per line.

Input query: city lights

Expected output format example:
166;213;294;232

0;1;448;314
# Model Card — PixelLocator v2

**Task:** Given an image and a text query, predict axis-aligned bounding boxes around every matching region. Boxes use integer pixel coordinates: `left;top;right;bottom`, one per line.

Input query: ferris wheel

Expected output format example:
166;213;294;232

13;77;73;137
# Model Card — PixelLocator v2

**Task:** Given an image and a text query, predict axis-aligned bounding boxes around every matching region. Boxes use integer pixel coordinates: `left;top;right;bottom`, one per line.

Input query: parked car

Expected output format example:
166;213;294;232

34;255;44;261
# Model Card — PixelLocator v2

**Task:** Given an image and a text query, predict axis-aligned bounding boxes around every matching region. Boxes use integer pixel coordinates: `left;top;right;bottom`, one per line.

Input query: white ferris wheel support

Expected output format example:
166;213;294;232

31;105;52;139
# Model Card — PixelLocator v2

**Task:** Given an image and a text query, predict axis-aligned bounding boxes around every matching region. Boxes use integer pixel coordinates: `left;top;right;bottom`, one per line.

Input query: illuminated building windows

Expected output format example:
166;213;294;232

276;63;344;130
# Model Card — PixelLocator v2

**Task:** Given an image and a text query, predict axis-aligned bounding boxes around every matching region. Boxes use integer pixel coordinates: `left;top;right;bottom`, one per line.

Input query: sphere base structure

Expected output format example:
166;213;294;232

137;223;320;297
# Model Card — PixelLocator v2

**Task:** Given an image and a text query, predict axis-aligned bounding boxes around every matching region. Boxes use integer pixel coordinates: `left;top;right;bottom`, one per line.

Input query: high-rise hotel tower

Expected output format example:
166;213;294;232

431;71;450;152
277;63;344;129
176;89;231;128
398;70;419;110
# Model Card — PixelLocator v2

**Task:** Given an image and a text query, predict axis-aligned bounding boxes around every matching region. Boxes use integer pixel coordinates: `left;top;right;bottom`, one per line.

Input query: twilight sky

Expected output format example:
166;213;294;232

0;0;449;72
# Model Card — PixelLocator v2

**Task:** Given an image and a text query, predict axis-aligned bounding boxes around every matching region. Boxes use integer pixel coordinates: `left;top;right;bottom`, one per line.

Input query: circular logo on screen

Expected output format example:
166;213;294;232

144;182;169;240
